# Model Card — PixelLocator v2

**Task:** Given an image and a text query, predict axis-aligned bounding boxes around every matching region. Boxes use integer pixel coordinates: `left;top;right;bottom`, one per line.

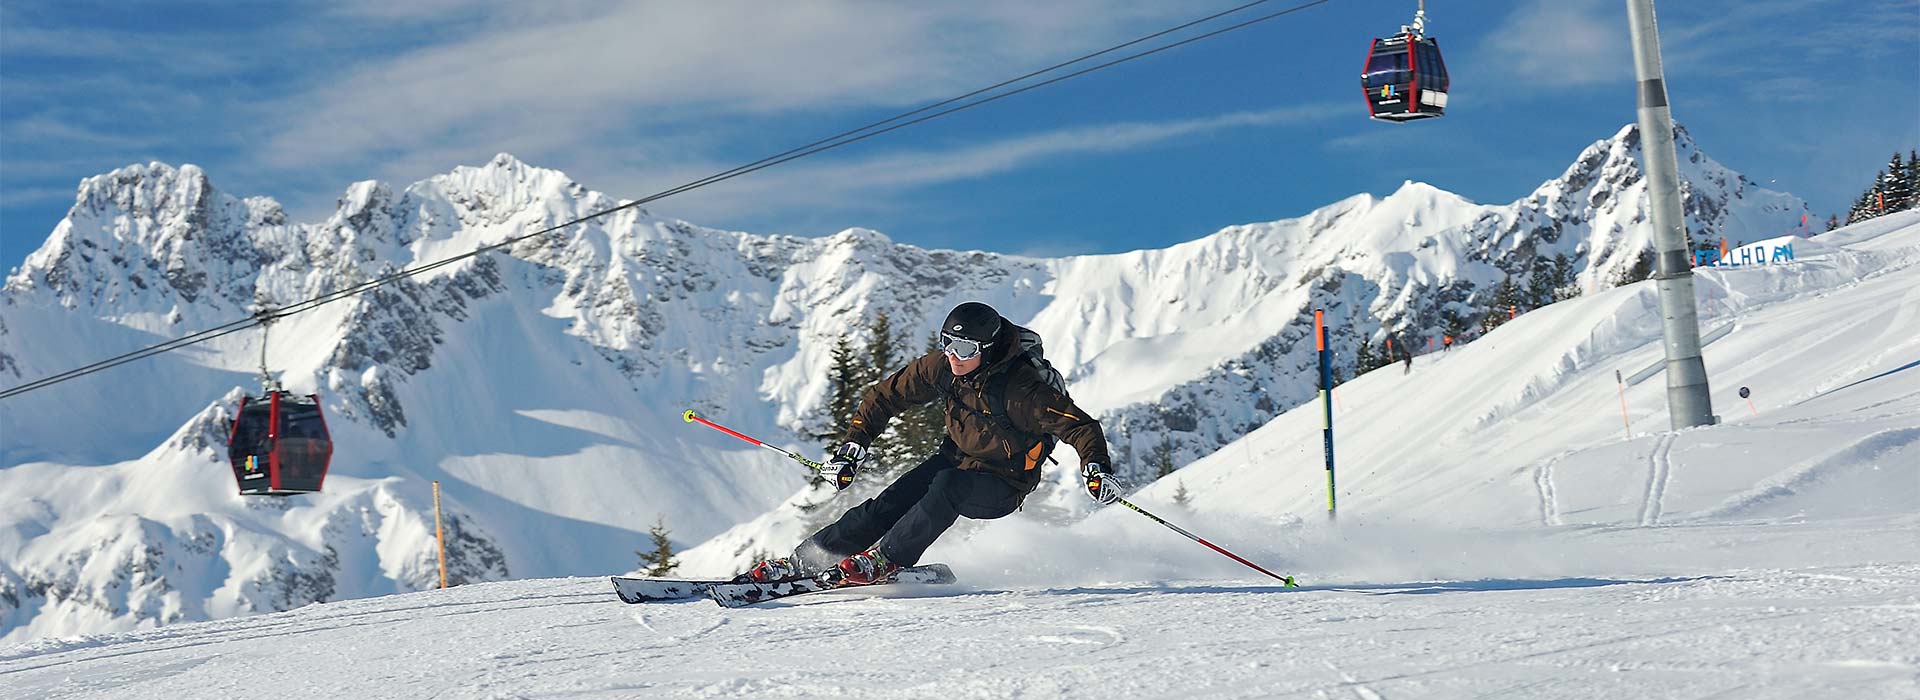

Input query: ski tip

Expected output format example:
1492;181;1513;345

682;409;697;423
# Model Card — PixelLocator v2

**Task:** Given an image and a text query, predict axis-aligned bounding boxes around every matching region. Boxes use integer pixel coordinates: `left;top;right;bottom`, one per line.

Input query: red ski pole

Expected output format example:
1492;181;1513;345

683;409;827;473
1114;497;1299;587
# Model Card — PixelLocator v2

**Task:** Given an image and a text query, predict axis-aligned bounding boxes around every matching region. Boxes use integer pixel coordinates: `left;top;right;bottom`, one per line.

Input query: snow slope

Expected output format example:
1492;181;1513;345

2;214;1912;699
0;124;1825;642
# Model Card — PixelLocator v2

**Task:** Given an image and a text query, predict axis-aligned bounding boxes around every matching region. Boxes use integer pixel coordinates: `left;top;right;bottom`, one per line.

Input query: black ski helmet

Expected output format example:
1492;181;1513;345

941;301;1002;342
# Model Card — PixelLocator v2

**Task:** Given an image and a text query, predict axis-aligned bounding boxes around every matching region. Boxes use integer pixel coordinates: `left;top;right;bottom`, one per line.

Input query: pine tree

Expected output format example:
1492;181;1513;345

888;331;948;472
1881;153;1912;212
1613;250;1655;287
1825;214;1841;232
1171;480;1192;509
817;335;865;451
865;312;899;383
1355;336;1376;375
1503;276;1524;309
860;313;907;474
794;318;913;527
1487;276;1523;326
636;517;678;577
1550;253;1580;302
1848;190;1874;224
1152;432;1177;478
1908;149;1919;210
1442;315;1466;348
1526;262;1557;308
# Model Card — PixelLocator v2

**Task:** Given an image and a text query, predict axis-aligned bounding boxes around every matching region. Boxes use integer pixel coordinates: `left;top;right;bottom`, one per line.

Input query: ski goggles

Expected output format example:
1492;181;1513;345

939;333;992;361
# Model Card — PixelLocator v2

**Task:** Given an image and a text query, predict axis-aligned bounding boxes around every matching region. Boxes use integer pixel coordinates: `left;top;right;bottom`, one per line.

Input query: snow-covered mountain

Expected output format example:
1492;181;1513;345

0;124;1807;642
681;124;1811;571
3;213;1912;700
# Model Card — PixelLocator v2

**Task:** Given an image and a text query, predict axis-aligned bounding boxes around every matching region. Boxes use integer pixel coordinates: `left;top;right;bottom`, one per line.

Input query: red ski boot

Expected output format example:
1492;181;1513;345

831;547;901;586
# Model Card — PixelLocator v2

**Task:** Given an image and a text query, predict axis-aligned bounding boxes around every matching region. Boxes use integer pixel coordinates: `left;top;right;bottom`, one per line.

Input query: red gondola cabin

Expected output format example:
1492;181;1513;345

228;391;332;496
1362;33;1448;122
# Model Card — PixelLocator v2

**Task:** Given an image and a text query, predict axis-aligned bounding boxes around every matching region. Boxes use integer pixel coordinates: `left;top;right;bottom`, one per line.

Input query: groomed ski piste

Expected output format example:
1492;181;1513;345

3;214;1916;698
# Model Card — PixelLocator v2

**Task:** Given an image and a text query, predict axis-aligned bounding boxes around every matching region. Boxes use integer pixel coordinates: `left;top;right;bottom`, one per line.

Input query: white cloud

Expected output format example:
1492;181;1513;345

0;22;248;78
3;0;1345;239
3;116;150;151
606;104;1348;225
1478;0;1631;88
1469;0;1912;99
0;187;77;209
257;1;1188;172
1660;0;1916;80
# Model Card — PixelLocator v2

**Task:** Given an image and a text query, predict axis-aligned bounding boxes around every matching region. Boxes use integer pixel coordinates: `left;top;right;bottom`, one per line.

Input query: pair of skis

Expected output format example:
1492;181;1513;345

647;412;1297;610
611;563;957;608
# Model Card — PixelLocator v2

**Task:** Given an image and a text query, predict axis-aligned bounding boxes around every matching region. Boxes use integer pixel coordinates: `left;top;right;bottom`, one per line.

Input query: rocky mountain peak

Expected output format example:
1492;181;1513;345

6;161;262;311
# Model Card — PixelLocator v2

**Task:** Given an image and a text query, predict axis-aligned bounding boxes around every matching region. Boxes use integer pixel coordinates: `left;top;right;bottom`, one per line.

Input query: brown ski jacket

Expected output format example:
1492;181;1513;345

843;321;1110;493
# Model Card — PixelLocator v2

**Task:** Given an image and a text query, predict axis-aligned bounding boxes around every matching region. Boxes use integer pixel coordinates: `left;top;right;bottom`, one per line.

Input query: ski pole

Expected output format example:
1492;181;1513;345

1113;497;1299;587
682;409;827;473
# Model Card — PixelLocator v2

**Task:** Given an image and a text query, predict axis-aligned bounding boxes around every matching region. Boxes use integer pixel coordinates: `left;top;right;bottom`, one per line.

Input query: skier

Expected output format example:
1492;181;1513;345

1400;336;1414;374
742;301;1126;585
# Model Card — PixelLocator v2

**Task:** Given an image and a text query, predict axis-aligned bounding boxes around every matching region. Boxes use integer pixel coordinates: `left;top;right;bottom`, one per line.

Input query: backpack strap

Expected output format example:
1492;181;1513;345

936;353;1053;454
982;369;1044;447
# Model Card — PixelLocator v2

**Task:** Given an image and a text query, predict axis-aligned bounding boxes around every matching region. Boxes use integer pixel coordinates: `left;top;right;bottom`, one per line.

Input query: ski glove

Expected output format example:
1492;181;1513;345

1080;462;1127;505
825;442;867;491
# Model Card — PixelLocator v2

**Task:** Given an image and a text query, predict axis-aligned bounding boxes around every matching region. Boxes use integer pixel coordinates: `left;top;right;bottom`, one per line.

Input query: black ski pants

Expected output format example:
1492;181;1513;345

797;440;1024;567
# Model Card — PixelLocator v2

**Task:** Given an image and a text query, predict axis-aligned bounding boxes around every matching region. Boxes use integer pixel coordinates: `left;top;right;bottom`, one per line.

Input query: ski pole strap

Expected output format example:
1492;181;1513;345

1116;498;1298;587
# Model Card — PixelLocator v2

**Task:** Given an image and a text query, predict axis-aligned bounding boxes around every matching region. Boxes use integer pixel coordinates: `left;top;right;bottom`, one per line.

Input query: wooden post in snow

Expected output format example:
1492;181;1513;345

434;480;448;589
1615;370;1632;438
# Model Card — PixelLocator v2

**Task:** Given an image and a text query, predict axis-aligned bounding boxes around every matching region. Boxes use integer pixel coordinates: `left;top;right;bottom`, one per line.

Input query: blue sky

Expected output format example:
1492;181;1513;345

2;0;1915;271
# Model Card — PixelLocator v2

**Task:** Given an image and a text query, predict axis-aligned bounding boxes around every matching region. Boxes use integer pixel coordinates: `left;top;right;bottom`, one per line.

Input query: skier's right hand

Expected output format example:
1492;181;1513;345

825;442;867;491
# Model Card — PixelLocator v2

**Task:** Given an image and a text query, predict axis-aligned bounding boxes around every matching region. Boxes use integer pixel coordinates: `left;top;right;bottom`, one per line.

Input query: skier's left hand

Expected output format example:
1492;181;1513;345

1080;462;1127;505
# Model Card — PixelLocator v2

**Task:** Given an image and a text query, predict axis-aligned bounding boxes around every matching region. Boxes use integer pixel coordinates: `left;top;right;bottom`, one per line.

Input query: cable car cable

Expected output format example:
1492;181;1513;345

0;318;260;398
0;0;1337;401
644;0;1296;207
251;0;1335;314
636;0;1336;210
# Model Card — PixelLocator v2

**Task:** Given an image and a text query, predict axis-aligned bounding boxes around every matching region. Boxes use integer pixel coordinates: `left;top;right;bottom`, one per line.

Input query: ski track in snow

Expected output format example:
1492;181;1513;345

1639;432;1676;527
1532;449;1574;528
1323;660;1386;700
5;553;1917;699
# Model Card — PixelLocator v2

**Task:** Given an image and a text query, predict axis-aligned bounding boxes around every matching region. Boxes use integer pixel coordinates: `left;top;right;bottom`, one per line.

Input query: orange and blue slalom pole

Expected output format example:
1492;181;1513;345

683;409;827;473
1115;497;1297;587
1316;310;1335;520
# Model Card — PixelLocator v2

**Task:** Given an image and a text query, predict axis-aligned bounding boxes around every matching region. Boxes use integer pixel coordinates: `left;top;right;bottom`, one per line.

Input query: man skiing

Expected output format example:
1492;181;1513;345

742;301;1126;585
